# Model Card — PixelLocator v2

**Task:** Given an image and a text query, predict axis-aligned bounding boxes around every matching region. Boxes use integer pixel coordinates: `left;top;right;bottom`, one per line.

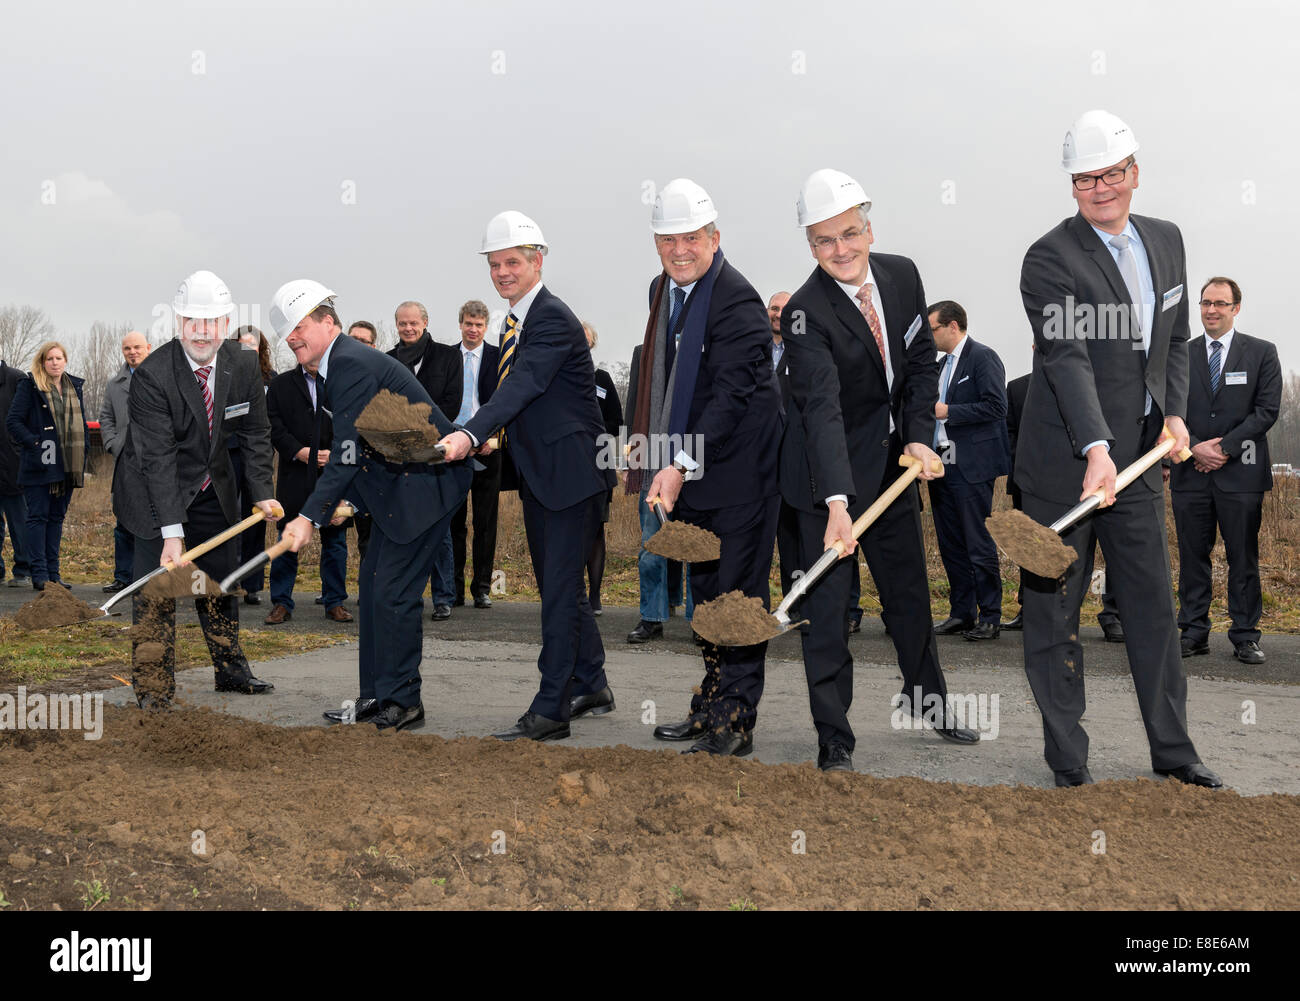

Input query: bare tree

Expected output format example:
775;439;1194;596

76;321;130;420
1268;371;1300;468
0;304;56;369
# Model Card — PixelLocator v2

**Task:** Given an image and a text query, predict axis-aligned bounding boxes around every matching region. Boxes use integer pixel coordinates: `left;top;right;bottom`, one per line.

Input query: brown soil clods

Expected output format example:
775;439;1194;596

644;520;721;562
141;568;224;601
986;510;1076;579
691;590;782;646
11;585;103;631
356;389;442;463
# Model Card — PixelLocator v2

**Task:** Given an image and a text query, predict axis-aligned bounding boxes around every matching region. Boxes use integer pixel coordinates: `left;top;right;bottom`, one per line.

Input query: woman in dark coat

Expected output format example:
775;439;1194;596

4;341;88;590
582;322;623;615
229;326;278;602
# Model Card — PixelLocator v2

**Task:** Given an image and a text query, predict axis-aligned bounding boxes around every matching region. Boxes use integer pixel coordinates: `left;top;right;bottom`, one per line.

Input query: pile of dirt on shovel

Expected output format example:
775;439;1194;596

355;389;441;462
140;568;225;601
692;590;785;646
10;585;103;631
644;520;721;562
986;509;1076;579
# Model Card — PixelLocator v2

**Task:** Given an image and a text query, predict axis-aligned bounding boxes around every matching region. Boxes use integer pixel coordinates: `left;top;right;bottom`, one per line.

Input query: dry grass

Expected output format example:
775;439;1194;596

17;456;1300;634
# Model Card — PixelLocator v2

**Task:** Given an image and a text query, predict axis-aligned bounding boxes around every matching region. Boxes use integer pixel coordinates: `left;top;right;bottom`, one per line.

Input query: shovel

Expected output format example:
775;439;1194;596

642;496;722;562
986;427;1192;578
355;427;447;464
218;504;355;593
692;454;939;646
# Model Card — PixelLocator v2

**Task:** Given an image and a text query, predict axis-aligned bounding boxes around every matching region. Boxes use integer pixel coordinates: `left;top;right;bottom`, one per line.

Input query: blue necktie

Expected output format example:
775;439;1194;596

456;351;475;424
933;354;955;447
1209;340;1222;394
665;287;686;374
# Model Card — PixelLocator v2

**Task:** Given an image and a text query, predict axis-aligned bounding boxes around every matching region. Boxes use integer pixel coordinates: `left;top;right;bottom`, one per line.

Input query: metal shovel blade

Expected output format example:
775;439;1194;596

357;427;446;464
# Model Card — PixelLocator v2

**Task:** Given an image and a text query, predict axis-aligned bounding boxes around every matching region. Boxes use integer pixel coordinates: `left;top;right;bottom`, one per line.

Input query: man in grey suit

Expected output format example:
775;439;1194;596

99;330;150;593
1017;110;1221;788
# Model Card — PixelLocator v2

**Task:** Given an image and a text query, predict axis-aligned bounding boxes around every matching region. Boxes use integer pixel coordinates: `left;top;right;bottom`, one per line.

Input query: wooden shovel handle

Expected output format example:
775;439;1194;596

830;455;941;555
166;505;281;569
1111;427;1191;496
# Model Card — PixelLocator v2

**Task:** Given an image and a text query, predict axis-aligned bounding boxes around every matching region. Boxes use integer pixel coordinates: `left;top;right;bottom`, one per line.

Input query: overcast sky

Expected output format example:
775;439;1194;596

2;0;1297;381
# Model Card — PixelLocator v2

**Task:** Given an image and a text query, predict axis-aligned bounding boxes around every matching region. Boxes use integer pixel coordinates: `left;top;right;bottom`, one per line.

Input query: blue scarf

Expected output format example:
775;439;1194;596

668;248;724;439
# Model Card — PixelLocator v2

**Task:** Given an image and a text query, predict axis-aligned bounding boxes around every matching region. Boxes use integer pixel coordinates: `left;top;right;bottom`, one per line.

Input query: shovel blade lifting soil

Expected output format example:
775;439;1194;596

355;389;445;464
641;497;721;562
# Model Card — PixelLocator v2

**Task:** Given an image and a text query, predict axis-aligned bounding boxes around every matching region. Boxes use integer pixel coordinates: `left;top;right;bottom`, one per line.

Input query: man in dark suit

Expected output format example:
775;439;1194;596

389;300;462;621
769;291;802;599
926;301;1011;640
1171;277;1281;665
98;330;151;592
448;300;501;609
625;179;783;758
264;360;351;624
1017;109;1219;788
441;211;614;742
112;270;278;709
0;357;33;587
277;280;472;732
780;169;978;772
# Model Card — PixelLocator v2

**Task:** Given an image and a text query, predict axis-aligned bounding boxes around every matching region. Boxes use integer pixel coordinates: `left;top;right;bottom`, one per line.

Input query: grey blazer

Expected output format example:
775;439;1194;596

99;363;133;458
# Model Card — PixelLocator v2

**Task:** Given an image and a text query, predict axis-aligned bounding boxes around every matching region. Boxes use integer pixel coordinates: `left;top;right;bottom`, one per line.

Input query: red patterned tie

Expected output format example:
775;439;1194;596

854;283;887;365
196;365;214;491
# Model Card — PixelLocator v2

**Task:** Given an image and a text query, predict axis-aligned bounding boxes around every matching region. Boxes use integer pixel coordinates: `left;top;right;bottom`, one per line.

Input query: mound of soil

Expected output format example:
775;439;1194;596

644;520;721;562
0;707;1296;911
987;510;1076;579
11;585;102;631
356;390;441;463
692;590;784;646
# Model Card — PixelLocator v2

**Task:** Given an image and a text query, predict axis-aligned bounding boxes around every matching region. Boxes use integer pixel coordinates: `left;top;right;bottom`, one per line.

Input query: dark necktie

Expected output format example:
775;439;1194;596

1209;340;1222;394
495;313;518;447
195;365;213;490
664;287;686;374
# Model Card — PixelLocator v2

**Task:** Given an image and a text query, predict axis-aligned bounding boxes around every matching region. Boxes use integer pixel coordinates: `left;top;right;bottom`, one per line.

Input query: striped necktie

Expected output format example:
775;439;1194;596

495;313;518;446
854;283;887;365
195;365;214;490
1209;340;1222;394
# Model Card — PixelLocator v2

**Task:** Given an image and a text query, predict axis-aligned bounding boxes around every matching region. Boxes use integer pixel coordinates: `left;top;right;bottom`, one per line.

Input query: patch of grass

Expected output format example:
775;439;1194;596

728;898;757;911
75;878;110;911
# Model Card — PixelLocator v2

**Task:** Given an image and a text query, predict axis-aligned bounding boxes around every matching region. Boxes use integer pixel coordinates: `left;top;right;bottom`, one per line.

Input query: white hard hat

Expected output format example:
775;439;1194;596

796;168;871;227
269;279;338;340
1062;109;1139;174
479;210;548;255
650;178;718;235
174;270;234;319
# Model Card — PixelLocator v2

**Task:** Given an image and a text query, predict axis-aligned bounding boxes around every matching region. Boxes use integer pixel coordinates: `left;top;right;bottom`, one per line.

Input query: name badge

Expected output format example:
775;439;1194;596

1162;284;1184;312
596;386;607;399
903;314;922;348
1224;371;1247;386
224;402;251;419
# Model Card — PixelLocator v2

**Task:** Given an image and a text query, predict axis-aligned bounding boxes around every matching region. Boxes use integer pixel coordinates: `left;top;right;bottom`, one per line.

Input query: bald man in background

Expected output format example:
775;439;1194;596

100;330;151;592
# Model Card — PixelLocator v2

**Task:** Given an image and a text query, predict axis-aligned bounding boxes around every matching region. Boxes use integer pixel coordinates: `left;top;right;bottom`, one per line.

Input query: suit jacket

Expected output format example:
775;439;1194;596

642;258;782;510
938;336;1011;484
1005;372;1030;500
99;363;135;458
389;335;462;426
300;332;471;542
1170;332;1281;494
0;360;25;495
463;285;607;512
5;373;89;487
779;255;939;515
773;339;792;412
1016;211;1190;505
112;339;273;538
267;367;334;523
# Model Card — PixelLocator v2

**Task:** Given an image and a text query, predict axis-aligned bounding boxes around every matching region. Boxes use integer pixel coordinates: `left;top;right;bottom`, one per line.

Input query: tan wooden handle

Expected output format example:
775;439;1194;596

830;455;940;555
262;536;294;561
1110;428;1190;497
166;505;280;569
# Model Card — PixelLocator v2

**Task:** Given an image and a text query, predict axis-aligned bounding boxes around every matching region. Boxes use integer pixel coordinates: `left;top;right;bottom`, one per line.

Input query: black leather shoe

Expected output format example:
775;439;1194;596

627;620;663;644
963;622;1000;641
1233;641;1265;665
243;593;262;605
1155;762;1223;789
53;579;73;590
214;674;274;694
372;702;425;732
933;616;974;635
653;716;708;741
102;581;128;593
1181;636;1209;658
569;686;615;719
1001;612;1023;631
1054;766;1094;787
323;697;379;724
32;580;45;591
314;595;325;605
817;743;853;772
684;729;753;757
431;603;451;621
492;711;570;742
453;597;465;607
1101;620;1125;643
474;594;492;609
935;725;980;745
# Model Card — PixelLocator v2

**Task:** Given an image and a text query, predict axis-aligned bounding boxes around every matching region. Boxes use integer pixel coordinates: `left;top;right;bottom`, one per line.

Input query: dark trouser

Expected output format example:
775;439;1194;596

352;514;371;565
130;485;255;702
1172;485;1264;646
1021;487;1199;773
776;497;801;596
1088;540;1122;628
584;490;611;607
358;509;451;709
519;478;608;721
270;522;349;612
229;448;269;593
0;491;31;579
451;453;501;602
427;525;455;606
23;484;72;584
112;520;133;585
929;473;1002;624
677;493;781;734
797;449;948;752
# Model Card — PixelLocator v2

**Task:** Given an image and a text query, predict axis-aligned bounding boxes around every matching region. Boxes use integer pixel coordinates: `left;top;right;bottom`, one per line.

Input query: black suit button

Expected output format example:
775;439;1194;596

881;439;889;447
1209;413;1216;418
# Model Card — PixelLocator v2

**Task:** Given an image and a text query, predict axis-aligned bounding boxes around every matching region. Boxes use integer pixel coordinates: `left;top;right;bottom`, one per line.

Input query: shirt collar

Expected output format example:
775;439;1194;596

508;281;545;326
1206;327;1236;355
945;332;968;364
1090;218;1140;251
834;263;877;303
318;333;341;381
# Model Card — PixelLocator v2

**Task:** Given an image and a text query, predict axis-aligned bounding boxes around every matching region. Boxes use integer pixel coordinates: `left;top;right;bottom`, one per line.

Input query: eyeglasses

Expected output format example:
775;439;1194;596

1071;159;1135;191
810;228;866;251
1198;300;1237;309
